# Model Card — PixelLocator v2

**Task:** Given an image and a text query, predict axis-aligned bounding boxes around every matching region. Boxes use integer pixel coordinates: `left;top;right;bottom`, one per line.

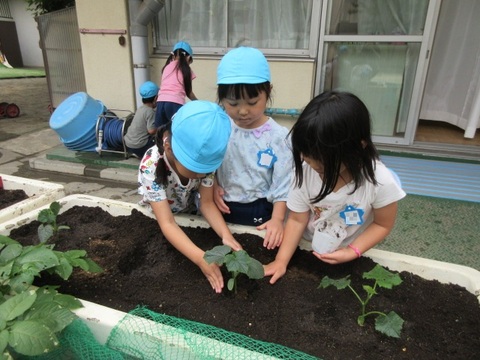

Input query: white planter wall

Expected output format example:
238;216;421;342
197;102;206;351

1;194;479;359
0;174;65;223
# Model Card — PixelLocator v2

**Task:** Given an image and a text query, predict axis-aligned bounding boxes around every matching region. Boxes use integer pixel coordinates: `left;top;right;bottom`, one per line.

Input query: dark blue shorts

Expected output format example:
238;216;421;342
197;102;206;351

223;198;273;226
155;102;183;128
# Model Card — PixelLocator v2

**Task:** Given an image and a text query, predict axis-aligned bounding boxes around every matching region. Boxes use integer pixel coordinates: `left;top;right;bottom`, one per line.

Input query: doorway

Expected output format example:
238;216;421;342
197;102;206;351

416;0;480;149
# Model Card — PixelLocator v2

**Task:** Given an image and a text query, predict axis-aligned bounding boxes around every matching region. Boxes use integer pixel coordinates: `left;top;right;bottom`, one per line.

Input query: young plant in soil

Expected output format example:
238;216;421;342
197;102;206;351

0;234;103;357
204;245;264;293
318;264;404;338
37;201;70;243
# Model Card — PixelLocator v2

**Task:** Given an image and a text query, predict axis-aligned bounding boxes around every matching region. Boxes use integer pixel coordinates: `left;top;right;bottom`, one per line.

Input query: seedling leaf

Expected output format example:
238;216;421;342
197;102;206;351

204;245;232;265
375;311;404;338
318;275;351;290
363;264;402;289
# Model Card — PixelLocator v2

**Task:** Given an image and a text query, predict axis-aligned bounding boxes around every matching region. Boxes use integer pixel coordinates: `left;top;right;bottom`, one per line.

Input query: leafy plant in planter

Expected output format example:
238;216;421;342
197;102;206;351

318;264;404;338
0;234;103;357
204;245;264;293
37;201;70;243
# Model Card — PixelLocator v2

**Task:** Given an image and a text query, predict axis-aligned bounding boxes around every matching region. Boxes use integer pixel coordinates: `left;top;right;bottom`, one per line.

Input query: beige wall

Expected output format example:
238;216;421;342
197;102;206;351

76;0;136;111
76;0;315;121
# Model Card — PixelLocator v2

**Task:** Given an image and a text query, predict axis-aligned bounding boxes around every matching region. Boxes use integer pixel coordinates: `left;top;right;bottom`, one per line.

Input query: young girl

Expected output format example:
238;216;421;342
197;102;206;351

139;100;242;293
155;41;197;128
214;46;293;250
265;91;406;284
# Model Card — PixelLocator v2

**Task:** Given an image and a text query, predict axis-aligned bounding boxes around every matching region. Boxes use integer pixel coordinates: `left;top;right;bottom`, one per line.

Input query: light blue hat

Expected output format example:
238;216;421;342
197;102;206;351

139;81;159;98
173;41;193;57
171;101;231;173
217;46;271;84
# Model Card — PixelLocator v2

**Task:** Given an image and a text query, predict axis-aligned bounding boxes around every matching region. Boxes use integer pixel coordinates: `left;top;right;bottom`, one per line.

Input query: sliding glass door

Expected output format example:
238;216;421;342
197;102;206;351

316;0;441;145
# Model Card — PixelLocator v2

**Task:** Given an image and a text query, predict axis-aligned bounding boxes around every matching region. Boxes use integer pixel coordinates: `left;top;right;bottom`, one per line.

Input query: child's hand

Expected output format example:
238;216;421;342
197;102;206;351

263;260;287;284
213;183;230;214
199;261;224;293
313;247;357;264
256;218;283;249
222;236;243;251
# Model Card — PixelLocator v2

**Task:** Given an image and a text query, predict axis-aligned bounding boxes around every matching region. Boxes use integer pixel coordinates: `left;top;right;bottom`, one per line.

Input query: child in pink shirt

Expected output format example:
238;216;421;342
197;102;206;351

155;41;197;127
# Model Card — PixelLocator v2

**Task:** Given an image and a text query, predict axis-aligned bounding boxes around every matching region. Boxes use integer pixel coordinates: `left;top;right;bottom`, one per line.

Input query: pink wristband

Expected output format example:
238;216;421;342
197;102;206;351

348;244;362;258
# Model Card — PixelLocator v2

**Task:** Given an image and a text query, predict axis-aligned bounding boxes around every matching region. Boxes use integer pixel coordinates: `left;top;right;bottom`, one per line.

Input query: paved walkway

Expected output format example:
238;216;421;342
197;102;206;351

0;77;139;203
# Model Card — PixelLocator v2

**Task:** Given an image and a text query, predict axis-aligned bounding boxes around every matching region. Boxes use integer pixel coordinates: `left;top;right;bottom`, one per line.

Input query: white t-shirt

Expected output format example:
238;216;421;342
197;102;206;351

287;160;406;250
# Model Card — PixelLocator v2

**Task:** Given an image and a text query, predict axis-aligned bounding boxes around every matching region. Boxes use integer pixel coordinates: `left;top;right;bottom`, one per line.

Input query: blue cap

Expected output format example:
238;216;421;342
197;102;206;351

173;41;193;57
171;101;231;173
217;47;271;84
139;81;159;98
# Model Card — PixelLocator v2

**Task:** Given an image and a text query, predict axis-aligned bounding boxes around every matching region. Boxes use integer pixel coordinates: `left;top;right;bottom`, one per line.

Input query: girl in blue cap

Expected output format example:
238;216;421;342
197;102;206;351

265;91;406;285
138;100;242;293
215;47;293;250
155;41;197;128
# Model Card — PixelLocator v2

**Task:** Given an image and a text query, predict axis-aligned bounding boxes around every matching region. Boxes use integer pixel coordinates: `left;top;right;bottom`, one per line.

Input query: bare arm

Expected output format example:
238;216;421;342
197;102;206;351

198;185;242;251
150;200;224;293
264;209;310;284
317;202;399;264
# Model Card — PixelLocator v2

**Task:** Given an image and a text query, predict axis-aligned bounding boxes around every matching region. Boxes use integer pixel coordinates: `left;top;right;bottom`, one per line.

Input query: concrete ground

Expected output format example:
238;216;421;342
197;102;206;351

0;77;139;203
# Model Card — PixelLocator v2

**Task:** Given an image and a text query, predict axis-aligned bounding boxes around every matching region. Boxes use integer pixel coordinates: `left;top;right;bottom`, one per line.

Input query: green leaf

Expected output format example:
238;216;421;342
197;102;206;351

318;275;351;290
83;258;103;273
0;235;19;246
38;224;54;243
203;245;232;265
0;290;36;321
52;256;73;280
363;265;402;289
8;271;36;293
362;285;376;297
225;251;249;274
50;202;61;216
375;311;404;338
16;246;59;271
25;302;77;333
0;262;13;280
8;320;58;356
37;209;54;224
0;330;8;355
0;244;22;265
246;258;264;279
57;225;70;232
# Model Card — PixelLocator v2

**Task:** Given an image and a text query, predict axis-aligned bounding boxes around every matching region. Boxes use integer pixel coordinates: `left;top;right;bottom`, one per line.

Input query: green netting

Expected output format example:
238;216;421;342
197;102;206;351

18;306;319;360
17;318;126;360
106;306;319;360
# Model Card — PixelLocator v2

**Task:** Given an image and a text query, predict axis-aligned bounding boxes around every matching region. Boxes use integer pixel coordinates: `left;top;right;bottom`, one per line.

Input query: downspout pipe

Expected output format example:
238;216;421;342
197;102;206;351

129;0;165;108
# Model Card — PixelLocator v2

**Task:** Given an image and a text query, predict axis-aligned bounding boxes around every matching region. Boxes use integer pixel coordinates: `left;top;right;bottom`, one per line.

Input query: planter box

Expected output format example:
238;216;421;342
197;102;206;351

0;174;65;223
1;194;479;359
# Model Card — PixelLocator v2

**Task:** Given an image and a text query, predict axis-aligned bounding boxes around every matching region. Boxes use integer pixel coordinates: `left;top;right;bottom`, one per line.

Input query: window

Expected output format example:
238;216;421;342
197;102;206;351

153;0;319;57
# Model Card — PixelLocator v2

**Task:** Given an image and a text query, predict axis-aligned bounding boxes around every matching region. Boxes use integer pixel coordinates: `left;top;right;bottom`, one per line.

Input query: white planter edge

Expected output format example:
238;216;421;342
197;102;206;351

0;174;65;223
1;194;479;359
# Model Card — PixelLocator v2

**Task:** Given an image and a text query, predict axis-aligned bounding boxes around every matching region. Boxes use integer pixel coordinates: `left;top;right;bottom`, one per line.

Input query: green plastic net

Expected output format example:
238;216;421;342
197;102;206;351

19;307;318;360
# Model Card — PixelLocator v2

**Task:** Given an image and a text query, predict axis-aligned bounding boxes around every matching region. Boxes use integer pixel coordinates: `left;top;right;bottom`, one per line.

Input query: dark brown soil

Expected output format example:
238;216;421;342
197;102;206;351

9;206;480;360
0;188;29;210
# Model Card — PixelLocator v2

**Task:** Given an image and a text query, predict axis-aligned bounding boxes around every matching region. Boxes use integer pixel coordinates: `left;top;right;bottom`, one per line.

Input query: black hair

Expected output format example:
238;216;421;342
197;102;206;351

154;121;173;186
290;91;379;203
217;82;272;103
162;49;193;96
142;96;156;104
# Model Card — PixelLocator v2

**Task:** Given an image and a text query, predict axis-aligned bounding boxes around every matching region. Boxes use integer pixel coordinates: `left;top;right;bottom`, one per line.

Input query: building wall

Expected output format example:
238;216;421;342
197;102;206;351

8;0;42;67
75;0;315;120
76;0;136;111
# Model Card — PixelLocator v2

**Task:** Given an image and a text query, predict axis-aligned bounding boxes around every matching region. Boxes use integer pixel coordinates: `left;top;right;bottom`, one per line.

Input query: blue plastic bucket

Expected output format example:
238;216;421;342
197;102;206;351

50;92;105;146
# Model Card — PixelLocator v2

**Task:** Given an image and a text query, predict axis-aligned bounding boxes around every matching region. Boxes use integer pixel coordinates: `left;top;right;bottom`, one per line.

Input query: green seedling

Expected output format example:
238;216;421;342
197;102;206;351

0;234;103;357
37;201;70;243
318;264;404;338
204;245;264;293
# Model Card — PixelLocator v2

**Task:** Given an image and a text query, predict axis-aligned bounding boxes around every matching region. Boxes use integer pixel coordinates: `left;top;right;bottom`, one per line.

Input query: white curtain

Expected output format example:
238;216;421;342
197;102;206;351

419;0;480;138
155;0;312;50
